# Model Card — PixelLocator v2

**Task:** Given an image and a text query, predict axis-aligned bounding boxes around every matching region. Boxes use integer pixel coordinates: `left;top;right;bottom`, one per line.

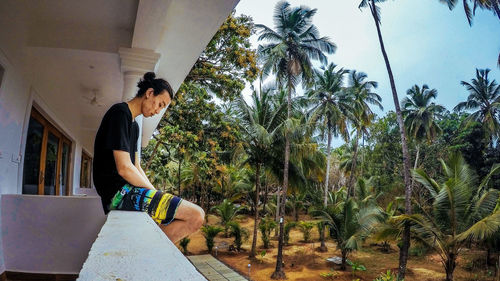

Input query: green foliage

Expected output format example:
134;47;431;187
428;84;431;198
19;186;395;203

374;270;399;281
393;153;500;280
211;199;243;237
298;221;315;243
347;260;366;274
186;13;259;101
259;216;277;249
227;221;249;251
201;225;223;253
319;188;383;270
258;250;267;263
179;237;190;255
284;221;297;245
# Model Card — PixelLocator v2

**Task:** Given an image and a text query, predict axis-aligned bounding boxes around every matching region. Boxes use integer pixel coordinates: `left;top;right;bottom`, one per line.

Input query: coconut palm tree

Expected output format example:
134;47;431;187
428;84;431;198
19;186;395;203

454;69;500;143
211;199;243;237
358;1;413;278
402;84;445;171
318;188;383;270
256;1;336;278
346;70;382;197
307;63;350;206
235;84;287;258
439;0;500;25
439;0;500;67
393;154;500;281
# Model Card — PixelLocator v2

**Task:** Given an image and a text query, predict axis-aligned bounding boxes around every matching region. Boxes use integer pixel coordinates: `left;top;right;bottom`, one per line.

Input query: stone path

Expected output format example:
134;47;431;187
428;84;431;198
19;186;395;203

188;255;248;281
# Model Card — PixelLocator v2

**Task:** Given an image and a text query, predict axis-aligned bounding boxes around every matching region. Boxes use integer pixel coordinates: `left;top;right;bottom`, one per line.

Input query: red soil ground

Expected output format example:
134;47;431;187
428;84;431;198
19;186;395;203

178;214;497;281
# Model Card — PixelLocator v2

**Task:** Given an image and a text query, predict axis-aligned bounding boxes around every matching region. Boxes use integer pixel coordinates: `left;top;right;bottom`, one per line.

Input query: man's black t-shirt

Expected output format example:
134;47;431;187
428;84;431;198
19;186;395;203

93;102;139;214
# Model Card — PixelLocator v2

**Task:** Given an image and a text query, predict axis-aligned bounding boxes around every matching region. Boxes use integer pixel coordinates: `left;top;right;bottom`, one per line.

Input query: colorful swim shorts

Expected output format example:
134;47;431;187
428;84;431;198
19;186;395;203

109;184;182;225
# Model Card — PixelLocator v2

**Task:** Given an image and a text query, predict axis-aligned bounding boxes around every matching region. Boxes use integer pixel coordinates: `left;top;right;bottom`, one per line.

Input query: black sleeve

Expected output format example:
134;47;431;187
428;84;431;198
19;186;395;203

102;109;131;152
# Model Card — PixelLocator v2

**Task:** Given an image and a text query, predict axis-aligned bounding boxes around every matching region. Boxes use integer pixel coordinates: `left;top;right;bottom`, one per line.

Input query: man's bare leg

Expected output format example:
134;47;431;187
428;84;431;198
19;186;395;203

159;200;204;243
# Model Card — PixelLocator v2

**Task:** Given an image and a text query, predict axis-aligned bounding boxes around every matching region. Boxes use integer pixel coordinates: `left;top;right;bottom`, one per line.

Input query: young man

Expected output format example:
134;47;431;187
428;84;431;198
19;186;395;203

93;72;204;243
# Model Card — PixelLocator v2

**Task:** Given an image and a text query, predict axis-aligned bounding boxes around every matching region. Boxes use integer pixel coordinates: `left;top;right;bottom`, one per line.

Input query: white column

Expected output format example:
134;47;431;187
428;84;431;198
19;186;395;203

118;47;161;161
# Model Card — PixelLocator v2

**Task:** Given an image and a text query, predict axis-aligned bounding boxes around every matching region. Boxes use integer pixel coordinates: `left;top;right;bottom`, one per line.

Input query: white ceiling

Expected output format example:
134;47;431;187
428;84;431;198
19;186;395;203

0;0;239;152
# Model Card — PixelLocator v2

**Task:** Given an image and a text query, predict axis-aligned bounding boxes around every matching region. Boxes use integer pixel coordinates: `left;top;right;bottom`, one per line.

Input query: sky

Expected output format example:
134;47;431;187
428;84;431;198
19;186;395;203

234;0;500;147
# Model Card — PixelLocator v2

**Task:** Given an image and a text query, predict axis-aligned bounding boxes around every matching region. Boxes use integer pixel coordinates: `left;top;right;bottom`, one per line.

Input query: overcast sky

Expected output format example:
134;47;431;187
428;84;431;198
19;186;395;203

234;0;500;147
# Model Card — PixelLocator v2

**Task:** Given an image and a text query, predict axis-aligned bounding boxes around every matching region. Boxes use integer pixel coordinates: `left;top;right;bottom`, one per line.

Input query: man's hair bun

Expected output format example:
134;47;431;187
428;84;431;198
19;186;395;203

135;72;174;99
143;72;156;82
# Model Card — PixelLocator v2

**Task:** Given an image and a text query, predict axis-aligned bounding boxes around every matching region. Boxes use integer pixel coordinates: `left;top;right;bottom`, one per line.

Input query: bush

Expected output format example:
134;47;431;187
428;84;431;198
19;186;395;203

374;270;398;281
298;221;315;242
284;221;298;245
201;225;223;253
259;216;277;249
227;221;249;251
179;237;190;255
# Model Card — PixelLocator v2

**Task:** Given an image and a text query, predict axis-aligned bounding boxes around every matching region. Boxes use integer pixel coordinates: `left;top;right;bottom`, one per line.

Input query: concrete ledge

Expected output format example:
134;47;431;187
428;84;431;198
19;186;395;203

78;211;206;281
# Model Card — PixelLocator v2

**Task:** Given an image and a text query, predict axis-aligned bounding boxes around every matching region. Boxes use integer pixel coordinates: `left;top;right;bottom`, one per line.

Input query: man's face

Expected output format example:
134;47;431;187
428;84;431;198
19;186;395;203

142;88;171;117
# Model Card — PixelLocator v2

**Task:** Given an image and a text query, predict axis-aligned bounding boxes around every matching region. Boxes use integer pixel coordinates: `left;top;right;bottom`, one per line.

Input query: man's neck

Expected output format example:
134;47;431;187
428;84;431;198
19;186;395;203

126;98;142;120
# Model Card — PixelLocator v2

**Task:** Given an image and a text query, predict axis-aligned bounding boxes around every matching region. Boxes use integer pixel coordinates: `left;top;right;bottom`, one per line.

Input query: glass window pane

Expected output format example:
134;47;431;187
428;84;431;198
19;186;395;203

22;117;44;194
44;132;59;195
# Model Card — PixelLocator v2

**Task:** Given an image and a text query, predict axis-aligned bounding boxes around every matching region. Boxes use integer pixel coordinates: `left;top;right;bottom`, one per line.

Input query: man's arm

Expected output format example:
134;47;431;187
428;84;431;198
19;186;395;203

114;150;156;190
135;152;153;186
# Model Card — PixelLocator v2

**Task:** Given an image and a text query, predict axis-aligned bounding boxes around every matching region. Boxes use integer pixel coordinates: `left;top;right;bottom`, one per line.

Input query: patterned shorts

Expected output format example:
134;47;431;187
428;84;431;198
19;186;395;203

109;184;182;225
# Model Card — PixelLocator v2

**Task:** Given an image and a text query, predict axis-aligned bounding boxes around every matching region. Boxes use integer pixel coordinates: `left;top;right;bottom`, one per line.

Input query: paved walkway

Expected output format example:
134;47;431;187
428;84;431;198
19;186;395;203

188;255;248;281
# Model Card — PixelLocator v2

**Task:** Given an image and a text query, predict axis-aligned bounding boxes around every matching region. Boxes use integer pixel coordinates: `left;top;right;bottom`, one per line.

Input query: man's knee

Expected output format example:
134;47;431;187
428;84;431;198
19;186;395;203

188;205;205;232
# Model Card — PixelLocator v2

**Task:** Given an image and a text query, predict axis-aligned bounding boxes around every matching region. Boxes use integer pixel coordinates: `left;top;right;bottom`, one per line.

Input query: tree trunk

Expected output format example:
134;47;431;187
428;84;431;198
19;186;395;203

347;131;360;198
360;132;365;176
271;77;292;280
341;250;348;271
324;128;332;206
445;254;457;281
369;1;413;280
263;183;268;214
144;139;162;171
319;223;327;252
250;163;262;258
275;184;280;237
177;158;182;197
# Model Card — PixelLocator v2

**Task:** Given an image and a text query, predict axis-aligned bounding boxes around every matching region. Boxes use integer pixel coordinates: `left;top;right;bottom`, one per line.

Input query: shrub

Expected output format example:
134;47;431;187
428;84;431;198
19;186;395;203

298;221;315;242
179;237;190;255
259;216;277;249
228;221;249;251
284;221;298;245
201;225;223;253
374;270;398;281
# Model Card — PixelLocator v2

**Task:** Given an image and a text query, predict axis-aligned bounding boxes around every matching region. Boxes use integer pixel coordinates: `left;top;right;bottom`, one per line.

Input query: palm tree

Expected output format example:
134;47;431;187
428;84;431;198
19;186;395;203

439;0;500;67
235;84;287;258
211;199;243;238
439;0;500;25
358;1;413;278
256;1;336;278
454;69;500;143
394;154;500;281
402;84;445;172
201;225;224;254
307;63;350;207
318;188;383;270
346;70;382;197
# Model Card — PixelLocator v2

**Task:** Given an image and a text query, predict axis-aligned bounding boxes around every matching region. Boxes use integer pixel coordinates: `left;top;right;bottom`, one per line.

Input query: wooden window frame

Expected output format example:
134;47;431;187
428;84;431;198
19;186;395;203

80;151;92;188
29;108;72;196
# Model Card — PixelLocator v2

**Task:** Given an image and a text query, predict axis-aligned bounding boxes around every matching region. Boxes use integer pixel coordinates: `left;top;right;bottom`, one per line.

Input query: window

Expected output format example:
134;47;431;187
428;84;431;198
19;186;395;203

22;108;72;195
0;64;4;89
80;151;92;188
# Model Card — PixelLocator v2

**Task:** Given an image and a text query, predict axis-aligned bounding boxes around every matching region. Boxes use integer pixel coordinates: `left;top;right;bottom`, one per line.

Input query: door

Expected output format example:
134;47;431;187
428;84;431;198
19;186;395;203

22;108;72;195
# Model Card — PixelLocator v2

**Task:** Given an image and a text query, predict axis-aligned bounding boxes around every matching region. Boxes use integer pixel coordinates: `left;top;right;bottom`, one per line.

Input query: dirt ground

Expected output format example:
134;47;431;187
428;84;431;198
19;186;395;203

177;214;497;281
